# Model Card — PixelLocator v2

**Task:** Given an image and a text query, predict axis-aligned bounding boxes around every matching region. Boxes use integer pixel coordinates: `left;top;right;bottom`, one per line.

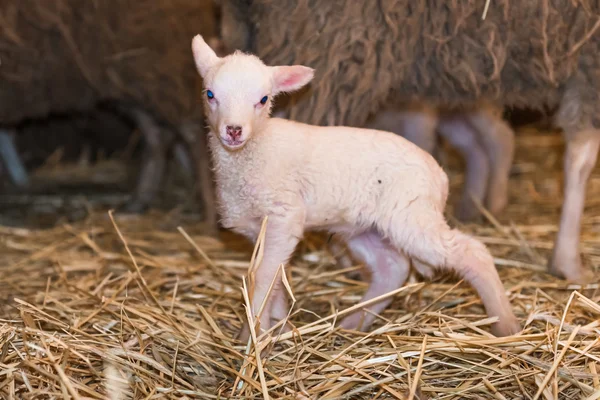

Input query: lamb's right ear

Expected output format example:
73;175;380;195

192;34;220;78
271;65;315;94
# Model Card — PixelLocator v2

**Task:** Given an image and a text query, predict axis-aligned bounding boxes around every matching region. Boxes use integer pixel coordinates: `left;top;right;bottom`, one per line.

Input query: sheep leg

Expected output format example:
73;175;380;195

549;129;600;283
238;216;303;342
179;121;218;232
437;117;490;221
467;110;515;215
338;230;411;331
367;109;438;154
195;127;218;232
122;109;172;213
173;142;194;181
0;129;29;188
384;209;519;337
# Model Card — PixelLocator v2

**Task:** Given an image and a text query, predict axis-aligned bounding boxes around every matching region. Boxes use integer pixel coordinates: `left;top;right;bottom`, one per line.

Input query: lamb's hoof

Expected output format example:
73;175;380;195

238;319;290;343
339;311;370;332
237;322;251;343
548;254;595;285
491;316;520;337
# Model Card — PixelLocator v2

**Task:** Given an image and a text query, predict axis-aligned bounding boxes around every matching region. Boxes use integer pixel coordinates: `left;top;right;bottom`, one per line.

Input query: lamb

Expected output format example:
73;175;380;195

190;34;520;340
218;0;600;283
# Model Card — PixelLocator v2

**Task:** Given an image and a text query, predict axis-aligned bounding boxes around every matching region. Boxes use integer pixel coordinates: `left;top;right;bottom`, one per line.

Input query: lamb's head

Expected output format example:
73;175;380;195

191;34;314;150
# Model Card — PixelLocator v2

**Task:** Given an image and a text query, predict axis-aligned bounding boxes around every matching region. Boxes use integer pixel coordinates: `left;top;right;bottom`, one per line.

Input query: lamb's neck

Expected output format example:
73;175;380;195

207;131;261;180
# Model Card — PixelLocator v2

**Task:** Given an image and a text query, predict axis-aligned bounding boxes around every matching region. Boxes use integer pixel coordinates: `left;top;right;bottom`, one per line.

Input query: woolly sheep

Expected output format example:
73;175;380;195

0;1;217;226
190;34;520;340
219;0;600;283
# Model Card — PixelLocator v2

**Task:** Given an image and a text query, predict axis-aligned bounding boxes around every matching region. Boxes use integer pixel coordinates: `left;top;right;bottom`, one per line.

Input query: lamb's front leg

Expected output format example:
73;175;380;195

238;215;303;342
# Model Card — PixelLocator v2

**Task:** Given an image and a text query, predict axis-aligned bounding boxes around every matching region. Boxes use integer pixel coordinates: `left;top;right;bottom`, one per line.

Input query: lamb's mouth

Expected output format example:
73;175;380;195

223;138;245;149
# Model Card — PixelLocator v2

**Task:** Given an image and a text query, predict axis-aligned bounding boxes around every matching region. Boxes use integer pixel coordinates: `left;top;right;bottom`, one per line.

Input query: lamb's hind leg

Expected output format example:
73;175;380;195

549;128;600;283
383;209;520;336
338;230;411;331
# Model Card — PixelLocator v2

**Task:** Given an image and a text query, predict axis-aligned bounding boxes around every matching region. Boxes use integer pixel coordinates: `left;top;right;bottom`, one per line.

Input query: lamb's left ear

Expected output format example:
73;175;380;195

271;65;314;94
192;34;220;78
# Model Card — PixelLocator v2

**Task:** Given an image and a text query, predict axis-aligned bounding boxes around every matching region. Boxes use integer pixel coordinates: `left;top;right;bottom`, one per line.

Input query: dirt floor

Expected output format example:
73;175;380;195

0;122;599;399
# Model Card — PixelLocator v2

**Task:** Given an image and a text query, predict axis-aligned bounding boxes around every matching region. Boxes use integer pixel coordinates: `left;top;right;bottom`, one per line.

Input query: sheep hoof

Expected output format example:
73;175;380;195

120;199;150;214
486;193;508;216
548;254;594;285
455;200;481;223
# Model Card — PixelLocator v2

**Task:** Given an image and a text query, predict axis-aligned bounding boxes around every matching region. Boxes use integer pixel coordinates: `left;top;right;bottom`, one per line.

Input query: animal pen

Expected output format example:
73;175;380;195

1;1;600;399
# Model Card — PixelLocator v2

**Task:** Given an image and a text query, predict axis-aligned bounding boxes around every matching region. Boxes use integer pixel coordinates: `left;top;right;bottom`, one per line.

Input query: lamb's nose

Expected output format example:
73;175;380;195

226;125;242;141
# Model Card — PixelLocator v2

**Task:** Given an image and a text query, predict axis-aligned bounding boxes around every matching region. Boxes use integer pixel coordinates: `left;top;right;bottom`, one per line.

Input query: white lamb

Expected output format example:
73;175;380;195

190;34;520;340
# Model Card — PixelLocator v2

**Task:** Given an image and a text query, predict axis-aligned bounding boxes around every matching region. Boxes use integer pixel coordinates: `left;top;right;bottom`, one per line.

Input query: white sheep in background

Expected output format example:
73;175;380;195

190;34;520;340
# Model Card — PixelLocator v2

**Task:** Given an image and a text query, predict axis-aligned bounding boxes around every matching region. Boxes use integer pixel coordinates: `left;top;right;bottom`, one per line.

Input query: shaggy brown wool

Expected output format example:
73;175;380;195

0;0;216;126
221;0;600;132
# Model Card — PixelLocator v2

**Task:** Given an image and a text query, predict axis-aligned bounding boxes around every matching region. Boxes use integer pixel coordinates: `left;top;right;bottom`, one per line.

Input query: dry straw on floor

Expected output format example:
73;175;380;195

1;126;600;399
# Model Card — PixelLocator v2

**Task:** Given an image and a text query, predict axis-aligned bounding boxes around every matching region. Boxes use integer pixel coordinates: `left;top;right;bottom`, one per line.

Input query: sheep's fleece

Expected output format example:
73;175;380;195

220;0;600;130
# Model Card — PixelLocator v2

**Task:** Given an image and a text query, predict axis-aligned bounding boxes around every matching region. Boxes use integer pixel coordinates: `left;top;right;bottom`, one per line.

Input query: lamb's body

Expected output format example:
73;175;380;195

210;118;517;338
212;118;447;236
191;35;519;340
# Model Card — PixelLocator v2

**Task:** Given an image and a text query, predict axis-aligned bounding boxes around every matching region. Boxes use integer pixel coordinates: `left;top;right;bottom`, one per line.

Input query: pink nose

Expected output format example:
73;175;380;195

226;125;242;141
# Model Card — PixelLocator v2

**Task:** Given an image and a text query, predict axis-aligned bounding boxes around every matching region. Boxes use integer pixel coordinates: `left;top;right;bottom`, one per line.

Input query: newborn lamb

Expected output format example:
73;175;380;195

190;34;520;340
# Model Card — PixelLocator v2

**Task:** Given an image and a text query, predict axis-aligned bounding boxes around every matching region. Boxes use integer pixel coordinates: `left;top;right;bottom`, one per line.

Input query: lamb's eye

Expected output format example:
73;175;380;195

207;90;214;100
260;96;268;105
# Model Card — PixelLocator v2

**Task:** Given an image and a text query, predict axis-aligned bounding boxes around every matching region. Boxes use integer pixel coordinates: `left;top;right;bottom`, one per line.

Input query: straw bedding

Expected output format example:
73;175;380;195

0;122;599;398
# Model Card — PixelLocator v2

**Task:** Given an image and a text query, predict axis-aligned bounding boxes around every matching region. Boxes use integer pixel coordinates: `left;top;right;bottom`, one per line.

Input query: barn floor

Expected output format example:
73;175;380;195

0;123;599;399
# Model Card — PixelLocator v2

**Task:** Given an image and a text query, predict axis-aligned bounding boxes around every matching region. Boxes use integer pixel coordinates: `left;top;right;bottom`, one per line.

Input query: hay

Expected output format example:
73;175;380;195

1;125;600;398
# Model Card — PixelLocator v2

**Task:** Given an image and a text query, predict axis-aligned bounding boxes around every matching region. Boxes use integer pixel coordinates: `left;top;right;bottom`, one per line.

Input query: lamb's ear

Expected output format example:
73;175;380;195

192;34;220;78
271;65;314;94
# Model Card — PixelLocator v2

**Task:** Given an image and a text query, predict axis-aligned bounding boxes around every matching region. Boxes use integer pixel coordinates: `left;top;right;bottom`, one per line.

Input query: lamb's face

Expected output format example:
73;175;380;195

191;34;314;151
202;56;273;150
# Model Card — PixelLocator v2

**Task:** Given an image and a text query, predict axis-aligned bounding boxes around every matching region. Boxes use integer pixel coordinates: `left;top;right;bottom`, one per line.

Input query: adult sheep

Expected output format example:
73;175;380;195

218;0;600;283
0;0;217;227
